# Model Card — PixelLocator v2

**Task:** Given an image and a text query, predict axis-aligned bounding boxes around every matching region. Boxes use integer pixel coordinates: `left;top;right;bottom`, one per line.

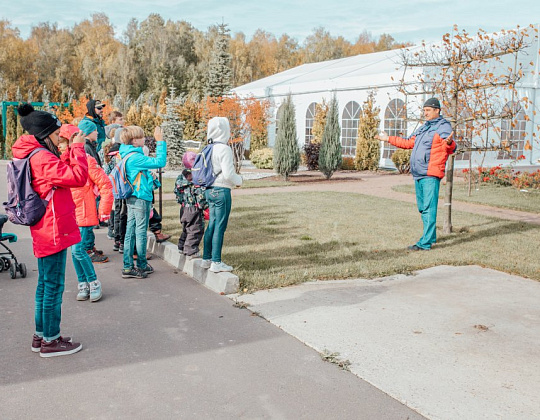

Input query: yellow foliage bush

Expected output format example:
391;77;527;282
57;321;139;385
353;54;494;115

250;147;274;169
391;149;412;174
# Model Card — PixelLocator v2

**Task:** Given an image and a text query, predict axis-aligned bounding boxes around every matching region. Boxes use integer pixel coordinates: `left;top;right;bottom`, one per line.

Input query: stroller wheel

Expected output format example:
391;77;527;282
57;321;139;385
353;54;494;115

18;263;27;278
0;256;11;272
0;258;5;272
9;263;16;279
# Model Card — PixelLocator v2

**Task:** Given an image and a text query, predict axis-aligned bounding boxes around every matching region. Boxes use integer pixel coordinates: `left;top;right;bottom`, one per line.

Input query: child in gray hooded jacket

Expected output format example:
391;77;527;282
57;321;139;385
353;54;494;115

200;117;242;273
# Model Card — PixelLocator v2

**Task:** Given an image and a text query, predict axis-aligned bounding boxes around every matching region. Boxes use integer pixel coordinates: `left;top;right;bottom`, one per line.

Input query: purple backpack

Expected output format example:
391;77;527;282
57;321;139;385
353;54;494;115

3;148;52;226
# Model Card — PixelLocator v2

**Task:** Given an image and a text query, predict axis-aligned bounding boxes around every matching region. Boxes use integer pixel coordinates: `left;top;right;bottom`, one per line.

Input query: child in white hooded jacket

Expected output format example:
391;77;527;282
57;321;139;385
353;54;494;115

200;117;242;272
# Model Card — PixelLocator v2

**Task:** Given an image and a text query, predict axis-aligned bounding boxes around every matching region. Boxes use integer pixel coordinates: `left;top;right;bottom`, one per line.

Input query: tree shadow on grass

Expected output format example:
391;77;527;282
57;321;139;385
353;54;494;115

435;220;539;249
228;220;540;279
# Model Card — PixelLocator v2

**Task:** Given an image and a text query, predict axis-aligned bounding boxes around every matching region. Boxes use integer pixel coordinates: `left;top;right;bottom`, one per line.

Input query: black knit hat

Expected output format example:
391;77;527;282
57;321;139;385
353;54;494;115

18;103;62;140
423;98;441;109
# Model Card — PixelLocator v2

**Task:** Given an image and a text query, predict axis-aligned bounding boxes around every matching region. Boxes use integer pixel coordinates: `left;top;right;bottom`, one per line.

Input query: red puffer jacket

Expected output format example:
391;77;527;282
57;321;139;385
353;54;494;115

11;135;88;258
71;155;113;227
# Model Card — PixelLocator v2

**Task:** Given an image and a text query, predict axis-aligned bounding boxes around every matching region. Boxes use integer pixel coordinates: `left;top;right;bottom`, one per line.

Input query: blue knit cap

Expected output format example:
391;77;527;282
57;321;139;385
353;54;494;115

78;119;97;135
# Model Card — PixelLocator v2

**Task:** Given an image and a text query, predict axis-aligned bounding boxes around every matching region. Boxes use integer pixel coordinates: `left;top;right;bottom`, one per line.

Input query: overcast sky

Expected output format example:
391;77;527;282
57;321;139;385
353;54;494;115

2;0;538;44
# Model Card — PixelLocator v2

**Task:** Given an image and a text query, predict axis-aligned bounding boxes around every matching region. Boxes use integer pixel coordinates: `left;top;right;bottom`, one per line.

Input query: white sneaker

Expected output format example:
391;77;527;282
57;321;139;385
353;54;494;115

89;280;102;302
210;261;233;273
187;252;201;260
200;259;211;269
77;282;89;301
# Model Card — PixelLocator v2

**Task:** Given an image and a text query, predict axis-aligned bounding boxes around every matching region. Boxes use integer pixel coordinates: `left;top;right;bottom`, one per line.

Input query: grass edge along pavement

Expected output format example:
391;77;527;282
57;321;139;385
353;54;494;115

160;190;540;292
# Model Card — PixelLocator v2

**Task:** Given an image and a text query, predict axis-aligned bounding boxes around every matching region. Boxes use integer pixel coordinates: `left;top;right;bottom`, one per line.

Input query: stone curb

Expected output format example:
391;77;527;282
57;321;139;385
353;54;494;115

147;236;239;295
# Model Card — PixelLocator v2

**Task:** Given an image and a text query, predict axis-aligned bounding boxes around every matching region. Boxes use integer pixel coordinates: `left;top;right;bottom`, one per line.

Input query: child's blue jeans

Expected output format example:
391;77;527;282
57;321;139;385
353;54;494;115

35;249;67;342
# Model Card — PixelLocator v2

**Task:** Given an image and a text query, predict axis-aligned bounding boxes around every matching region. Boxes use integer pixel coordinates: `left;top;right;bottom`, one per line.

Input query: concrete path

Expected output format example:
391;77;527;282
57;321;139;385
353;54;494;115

233;266;540;420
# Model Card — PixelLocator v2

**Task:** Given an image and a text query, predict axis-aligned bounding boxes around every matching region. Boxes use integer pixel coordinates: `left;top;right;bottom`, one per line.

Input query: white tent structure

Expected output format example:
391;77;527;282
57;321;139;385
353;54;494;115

232;31;540;169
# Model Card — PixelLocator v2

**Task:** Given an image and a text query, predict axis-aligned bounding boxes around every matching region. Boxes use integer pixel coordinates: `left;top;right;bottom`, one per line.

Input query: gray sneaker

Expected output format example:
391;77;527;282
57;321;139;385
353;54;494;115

139;263;154;275
122;267;147;279
77;283;90;301
200;259;211;269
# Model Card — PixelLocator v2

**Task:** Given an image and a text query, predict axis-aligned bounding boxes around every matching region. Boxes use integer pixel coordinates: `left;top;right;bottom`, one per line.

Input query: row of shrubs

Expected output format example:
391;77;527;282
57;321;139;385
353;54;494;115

463;164;540;190
249;146;413;173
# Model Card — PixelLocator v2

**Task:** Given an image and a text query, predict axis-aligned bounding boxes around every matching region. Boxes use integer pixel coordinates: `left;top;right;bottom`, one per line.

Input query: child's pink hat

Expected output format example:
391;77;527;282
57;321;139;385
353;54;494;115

182;151;197;169
59;124;79;140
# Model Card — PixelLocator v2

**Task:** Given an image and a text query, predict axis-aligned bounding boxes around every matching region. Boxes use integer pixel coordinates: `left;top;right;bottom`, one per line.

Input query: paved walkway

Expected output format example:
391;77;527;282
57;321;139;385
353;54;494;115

0;162;422;420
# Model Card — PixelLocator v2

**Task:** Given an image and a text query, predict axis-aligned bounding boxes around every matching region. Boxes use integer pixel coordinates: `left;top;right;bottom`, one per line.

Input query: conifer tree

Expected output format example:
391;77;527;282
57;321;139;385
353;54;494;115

206;23;232;98
318;95;341;179
5;106;17;159
311;100;328;144
41;86;50;111
304;100;328;170
161;86;185;169
15;87;22;103
274;95;300;181
355;91;381;171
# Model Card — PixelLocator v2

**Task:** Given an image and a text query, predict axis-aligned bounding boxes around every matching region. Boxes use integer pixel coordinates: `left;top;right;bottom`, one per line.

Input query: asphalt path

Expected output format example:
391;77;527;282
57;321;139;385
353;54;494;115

0;161;423;419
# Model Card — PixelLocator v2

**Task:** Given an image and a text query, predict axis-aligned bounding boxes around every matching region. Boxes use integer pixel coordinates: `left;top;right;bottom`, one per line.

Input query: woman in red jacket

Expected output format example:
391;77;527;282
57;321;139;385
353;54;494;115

60;124;113;302
12;104;88;358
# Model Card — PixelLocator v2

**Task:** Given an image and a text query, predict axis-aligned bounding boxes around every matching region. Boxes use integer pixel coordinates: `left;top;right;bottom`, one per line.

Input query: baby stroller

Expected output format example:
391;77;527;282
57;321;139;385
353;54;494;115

0;214;27;278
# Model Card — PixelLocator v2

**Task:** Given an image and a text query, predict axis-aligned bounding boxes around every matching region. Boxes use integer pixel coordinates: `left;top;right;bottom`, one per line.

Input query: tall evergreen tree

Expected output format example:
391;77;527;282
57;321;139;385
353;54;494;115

206;23;232;97
274;95;300;181
318;95;341;179
355;91;381;171
161;86;185;169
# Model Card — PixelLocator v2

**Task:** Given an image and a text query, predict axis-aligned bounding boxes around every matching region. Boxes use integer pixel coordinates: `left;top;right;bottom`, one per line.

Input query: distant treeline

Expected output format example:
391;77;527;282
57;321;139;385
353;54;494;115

0;13;408;102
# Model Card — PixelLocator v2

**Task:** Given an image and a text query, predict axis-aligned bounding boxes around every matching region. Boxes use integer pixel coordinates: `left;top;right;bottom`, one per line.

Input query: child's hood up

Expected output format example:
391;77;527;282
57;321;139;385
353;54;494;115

207;117;230;144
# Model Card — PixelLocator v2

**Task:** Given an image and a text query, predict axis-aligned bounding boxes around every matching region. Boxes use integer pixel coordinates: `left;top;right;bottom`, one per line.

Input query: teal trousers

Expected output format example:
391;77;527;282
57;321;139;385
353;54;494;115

203;187;232;263
414;177;440;249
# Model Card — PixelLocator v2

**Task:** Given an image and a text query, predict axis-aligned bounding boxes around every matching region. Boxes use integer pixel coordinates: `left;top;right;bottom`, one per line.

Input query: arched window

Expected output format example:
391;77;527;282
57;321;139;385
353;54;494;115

305;102;317;144
341;101;361;157
383;99;407;159
498;101;527;160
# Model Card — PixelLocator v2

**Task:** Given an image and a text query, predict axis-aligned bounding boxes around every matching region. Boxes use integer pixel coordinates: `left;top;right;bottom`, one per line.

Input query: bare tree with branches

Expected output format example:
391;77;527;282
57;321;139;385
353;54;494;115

397;24;539;233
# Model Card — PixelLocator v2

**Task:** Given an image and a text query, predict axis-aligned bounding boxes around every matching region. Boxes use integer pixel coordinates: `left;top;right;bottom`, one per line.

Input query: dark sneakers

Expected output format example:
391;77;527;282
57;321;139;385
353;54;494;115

39;337;81;358
32;334;73;353
87;250;109;263
122;267;148;279
139;263;154;275
407;245;430;251
113;241;120;251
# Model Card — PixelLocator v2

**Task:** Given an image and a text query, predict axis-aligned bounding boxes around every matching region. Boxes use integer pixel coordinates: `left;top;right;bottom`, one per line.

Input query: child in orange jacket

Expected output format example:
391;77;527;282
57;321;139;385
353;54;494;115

60;124;114;302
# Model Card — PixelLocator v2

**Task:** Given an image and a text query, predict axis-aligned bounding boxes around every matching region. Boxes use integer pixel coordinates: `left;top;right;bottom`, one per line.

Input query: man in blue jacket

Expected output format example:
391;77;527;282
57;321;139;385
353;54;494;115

377;98;456;251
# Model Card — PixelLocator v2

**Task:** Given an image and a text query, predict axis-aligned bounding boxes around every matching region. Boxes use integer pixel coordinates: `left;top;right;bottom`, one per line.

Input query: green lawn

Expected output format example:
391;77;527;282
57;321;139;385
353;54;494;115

159;176;294;193
161;191;540;292
393;182;540;214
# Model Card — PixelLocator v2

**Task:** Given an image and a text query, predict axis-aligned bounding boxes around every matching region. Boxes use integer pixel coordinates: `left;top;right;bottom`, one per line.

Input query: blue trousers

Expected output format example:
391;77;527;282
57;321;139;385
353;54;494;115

71;229;97;284
414;177;441;249
123;196;151;270
203;187;232;263
80;225;95;252
35;249;67;341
